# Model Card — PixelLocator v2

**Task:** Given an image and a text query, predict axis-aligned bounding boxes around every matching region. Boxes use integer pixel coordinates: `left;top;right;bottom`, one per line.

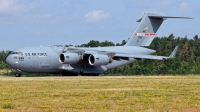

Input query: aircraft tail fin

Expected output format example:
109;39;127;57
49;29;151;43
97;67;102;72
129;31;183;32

125;13;192;46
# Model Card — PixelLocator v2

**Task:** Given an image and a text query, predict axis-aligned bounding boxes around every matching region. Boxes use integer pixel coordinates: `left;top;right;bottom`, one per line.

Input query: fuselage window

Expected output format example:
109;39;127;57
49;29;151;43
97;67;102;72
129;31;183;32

11;52;23;55
11;52;16;54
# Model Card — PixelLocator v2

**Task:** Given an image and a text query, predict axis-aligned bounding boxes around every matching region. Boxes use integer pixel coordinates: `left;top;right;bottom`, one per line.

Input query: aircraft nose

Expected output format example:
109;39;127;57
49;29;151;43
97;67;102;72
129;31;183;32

6;55;12;66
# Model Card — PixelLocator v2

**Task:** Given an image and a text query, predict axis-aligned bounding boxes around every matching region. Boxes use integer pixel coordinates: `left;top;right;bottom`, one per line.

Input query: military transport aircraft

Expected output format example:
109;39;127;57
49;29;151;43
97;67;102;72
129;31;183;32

6;13;191;77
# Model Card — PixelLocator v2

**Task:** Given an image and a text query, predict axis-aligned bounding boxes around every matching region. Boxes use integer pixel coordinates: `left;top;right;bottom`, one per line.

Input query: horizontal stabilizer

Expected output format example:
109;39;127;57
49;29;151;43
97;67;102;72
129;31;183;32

148;15;192;19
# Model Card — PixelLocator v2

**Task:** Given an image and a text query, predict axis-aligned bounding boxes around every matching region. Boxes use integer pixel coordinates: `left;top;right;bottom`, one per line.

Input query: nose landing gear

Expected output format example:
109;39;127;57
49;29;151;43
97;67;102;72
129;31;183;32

15;69;22;77
15;73;22;77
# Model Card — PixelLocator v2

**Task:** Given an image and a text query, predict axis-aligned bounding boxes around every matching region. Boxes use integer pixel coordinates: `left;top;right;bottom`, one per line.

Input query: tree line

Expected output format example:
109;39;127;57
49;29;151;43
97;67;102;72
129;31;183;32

0;34;200;76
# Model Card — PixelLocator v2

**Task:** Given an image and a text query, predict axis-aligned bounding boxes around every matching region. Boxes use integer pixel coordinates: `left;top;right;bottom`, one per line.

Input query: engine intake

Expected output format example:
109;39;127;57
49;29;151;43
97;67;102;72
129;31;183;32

89;54;112;66
59;53;83;64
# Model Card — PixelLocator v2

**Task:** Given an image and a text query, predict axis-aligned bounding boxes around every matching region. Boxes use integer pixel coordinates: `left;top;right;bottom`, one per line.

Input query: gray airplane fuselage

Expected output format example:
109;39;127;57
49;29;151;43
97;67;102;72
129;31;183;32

6;46;155;74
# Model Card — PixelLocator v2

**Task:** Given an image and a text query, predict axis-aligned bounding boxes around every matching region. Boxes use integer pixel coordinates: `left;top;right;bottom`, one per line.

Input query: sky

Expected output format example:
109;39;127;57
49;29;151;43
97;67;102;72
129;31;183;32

0;0;199;50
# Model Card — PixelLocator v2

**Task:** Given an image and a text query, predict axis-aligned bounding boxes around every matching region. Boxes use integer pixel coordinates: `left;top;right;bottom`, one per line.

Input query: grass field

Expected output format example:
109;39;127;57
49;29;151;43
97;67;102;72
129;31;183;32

0;69;6;75
0;69;10;75
0;76;200;112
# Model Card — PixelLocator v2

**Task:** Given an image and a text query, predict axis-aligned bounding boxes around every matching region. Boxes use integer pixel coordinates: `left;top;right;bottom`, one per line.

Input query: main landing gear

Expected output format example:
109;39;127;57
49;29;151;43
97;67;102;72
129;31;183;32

80;70;99;76
61;72;78;76
61;71;99;76
80;73;99;76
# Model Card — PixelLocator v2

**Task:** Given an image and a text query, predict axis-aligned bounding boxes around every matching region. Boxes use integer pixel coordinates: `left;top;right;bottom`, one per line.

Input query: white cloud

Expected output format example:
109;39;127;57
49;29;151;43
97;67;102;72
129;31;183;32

180;2;188;8
84;10;111;23
178;2;189;12
0;0;25;14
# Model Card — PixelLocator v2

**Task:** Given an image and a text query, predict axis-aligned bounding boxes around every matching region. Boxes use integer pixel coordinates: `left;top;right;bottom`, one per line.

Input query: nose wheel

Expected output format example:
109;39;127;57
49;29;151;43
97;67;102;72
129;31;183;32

15;73;22;77
15;69;22;77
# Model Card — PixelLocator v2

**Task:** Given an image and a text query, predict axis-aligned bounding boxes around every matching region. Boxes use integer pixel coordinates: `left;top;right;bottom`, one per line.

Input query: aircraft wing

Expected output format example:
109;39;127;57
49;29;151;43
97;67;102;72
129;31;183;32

66;47;116;56
66;46;178;60
114;46;178;60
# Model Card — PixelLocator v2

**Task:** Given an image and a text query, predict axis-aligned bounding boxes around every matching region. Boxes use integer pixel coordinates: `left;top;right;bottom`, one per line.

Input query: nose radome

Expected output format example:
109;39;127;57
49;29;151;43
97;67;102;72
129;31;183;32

6;55;12;66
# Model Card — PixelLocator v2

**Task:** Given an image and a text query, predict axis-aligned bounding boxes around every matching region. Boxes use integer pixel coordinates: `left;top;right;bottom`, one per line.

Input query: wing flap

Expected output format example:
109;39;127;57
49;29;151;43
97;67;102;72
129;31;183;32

114;54;165;60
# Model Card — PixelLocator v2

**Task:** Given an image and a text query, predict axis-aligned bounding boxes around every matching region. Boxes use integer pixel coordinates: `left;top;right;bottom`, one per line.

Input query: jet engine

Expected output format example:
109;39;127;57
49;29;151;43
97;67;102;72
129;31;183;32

88;54;112;66
59;53;83;64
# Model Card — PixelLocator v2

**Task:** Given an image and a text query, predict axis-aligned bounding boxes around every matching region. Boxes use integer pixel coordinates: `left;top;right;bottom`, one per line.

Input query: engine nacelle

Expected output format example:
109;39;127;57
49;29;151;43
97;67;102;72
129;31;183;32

59;53;83;64
88;54;112;66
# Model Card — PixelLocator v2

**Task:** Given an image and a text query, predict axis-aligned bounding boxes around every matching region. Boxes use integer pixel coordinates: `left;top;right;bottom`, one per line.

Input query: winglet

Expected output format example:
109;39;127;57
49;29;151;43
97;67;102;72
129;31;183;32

169;46;178;58
163;46;178;59
163;46;178;60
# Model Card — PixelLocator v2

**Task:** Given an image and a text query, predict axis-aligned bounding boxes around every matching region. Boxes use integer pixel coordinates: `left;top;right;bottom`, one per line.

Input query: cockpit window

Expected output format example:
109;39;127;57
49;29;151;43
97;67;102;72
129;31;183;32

11;52;23;55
